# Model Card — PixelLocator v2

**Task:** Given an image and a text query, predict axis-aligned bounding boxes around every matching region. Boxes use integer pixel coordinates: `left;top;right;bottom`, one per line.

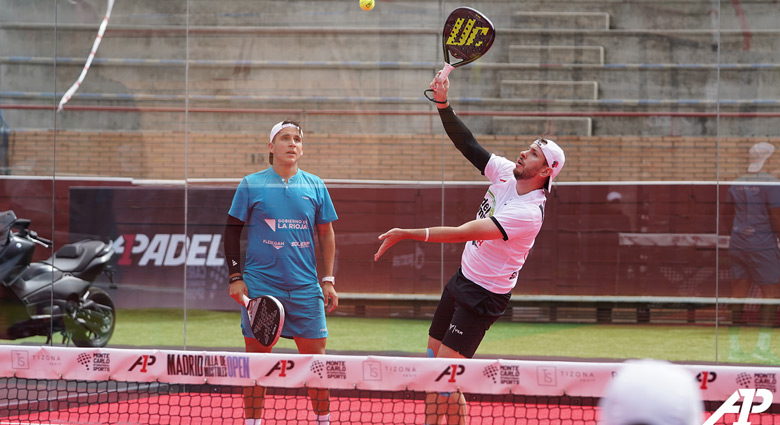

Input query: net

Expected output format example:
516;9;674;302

0;345;779;425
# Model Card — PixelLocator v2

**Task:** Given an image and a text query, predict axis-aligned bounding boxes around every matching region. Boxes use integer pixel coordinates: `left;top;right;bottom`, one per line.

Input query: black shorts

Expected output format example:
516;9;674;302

428;269;511;358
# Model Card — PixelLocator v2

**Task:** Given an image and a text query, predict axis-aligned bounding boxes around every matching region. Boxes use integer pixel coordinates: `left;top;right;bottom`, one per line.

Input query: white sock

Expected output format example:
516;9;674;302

246;419;261;425
316;413;331;424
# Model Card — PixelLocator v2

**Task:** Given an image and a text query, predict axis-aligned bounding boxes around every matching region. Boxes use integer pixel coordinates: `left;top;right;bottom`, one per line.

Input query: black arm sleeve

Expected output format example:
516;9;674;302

223;214;245;276
438;106;491;174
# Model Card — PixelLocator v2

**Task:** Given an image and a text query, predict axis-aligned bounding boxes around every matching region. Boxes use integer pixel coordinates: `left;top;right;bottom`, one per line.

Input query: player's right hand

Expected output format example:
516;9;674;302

228;279;248;305
374;228;406;261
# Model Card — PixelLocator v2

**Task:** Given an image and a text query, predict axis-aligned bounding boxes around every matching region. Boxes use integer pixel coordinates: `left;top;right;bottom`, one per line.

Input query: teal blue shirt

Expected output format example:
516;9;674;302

228;168;338;290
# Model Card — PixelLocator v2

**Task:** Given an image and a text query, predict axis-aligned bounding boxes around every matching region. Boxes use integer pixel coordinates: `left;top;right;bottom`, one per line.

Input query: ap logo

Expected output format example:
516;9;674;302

703;389;773;425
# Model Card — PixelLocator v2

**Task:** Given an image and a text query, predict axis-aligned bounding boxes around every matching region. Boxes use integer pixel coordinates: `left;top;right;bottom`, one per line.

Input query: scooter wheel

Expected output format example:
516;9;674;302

69;287;116;347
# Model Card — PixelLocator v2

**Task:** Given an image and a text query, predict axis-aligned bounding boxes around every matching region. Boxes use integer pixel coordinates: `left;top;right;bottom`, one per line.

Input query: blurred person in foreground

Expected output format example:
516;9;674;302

725;142;780;364
600;359;704;425
223;120;339;425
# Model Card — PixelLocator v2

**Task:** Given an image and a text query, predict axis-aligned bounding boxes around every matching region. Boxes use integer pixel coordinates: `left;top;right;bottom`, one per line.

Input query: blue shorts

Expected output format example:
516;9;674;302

241;282;328;340
730;246;780;285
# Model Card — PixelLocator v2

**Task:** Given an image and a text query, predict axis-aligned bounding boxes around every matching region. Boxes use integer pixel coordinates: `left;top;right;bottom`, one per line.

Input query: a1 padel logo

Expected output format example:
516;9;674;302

115;233;224;267
697;371;717;389
129;355;156;373
265;360;295;377
704;389;773;425
435;365;465;383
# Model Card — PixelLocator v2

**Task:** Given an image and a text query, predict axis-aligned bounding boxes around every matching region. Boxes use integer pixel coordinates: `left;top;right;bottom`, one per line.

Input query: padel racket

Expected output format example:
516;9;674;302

242;294;285;348
424;7;496;103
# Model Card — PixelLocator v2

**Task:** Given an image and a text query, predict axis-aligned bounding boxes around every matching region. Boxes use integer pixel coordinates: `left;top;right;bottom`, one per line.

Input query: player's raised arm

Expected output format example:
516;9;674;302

429;75;491;174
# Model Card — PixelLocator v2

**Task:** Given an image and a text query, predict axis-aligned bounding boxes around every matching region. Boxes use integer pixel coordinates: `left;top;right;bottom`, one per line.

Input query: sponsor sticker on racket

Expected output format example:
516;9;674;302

425;7;496;103
242;294;285;348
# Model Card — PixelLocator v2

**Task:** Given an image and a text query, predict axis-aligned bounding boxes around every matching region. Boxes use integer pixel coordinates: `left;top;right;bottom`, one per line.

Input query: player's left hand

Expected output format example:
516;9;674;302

322;282;339;313
374;228;406;261
429;72;450;103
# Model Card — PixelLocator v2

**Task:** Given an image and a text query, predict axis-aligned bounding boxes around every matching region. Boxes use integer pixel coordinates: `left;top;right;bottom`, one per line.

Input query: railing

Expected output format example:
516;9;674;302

3;104;780;118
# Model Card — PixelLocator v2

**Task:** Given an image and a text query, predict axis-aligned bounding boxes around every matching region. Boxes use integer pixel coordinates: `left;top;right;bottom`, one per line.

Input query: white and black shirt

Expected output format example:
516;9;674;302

461;155;546;294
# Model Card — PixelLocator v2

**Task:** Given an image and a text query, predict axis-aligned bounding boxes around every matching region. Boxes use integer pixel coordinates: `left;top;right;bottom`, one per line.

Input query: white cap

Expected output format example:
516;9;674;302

534;138;566;192
607;191;622;202
269;121;303;144
600;359;704;425
748;142;775;172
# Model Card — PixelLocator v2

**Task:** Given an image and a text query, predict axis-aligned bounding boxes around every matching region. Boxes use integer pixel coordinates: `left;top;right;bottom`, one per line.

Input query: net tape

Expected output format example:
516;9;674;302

2;346;780;425
1;346;778;401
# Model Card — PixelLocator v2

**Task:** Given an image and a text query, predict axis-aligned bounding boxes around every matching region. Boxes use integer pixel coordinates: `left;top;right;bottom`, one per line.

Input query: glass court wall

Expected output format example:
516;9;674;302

1;0;779;364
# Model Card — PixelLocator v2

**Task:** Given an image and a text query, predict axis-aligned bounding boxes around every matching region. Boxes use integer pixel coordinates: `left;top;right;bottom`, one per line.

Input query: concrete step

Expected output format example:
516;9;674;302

0;60;434;98
497;30;780;64
500;80;598;100
3;0;775;31
490;65;780;100
511;11;610;30
7;58;780;104
0;25;438;62
509;45;605;65
501;1;780;31
3;22;779;65
493;116;593;137
0;102;440;135
0;0;442;27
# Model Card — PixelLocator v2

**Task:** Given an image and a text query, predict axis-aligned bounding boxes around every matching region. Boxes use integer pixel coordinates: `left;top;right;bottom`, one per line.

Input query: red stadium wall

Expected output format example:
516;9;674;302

31;182;736;311
0;177;133;256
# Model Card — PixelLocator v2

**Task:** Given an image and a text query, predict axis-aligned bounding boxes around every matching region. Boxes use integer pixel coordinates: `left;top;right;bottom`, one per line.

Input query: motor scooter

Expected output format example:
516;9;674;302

0;210;116;347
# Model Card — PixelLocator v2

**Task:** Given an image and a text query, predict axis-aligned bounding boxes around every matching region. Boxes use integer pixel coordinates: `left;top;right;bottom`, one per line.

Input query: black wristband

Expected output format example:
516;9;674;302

229;275;243;284
423;89;448;104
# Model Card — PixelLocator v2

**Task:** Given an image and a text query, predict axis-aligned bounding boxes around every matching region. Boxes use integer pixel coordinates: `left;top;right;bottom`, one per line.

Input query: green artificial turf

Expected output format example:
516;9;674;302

3;309;780;365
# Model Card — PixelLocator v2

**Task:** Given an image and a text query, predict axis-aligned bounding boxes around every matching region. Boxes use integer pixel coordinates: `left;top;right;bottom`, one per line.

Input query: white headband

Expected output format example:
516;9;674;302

269;122;303;144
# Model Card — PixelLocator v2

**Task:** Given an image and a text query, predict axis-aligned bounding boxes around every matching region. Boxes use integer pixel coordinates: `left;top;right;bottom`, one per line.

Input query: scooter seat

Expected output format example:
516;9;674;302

47;241;109;273
56;244;84;259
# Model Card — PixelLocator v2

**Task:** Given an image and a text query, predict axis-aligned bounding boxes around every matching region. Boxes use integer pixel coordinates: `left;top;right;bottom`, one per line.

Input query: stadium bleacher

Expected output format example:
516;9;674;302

1;0;779;136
